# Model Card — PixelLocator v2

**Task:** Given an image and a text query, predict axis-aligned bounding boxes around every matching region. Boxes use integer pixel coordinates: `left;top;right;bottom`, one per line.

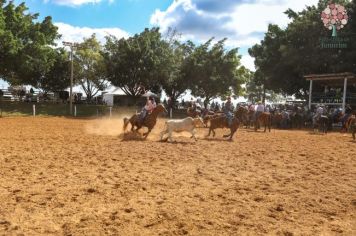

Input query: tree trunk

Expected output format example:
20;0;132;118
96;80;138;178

262;85;266;105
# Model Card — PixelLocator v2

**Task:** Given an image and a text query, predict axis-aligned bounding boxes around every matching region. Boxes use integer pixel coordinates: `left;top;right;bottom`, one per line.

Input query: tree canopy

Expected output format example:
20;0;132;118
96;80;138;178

188;39;247;106
103;28;169;98
0;1;59;86
249;0;356;99
75;34;108;100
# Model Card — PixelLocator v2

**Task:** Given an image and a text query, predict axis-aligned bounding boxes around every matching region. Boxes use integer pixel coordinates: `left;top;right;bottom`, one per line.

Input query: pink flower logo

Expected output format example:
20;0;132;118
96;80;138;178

321;3;348;30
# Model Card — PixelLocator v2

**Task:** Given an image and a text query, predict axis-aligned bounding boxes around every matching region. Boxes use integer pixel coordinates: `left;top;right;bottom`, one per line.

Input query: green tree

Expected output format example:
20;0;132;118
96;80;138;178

103;28;168;100
187;38;247;107
0;1;59;86
38;48;70;92
160;38;195;105
75;34;108;101
249;0;355;99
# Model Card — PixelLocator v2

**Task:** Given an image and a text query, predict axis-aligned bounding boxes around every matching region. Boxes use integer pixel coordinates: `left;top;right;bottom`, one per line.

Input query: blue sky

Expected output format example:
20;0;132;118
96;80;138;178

19;0;318;70
19;0;172;33
1;0;319;91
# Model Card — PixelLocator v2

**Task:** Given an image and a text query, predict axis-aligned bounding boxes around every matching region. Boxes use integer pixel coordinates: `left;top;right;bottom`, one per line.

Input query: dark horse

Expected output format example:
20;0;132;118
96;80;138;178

313;115;329;134
345;115;356;140
206;114;240;140
254;112;272;132
123;104;167;138
235;106;253;128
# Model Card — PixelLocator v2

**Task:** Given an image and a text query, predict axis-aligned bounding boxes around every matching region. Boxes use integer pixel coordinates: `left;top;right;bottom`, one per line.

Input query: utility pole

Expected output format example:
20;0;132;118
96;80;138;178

63;41;80;116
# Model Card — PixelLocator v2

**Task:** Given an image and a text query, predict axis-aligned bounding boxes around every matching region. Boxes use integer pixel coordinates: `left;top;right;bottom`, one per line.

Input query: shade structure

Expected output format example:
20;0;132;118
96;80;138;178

304;72;356;111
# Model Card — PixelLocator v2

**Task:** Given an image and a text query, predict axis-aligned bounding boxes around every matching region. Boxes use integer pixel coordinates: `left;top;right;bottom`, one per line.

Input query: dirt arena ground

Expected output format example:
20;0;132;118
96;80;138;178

0;116;355;235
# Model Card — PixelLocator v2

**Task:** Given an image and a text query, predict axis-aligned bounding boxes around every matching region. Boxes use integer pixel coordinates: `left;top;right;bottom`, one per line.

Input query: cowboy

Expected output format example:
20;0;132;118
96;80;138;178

139;96;156;123
313;104;324;125
255;101;265;122
223;97;234;126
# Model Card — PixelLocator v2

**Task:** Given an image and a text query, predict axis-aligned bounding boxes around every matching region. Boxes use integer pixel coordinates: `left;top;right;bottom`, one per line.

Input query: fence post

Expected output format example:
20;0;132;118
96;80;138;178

109;107;112;118
170;108;172;118
33;104;36;117
74;105;77;117
97;109;99;117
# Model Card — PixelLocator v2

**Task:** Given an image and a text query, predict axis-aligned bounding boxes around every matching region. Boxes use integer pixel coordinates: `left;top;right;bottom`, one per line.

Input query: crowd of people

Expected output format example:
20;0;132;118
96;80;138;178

142;95;355;130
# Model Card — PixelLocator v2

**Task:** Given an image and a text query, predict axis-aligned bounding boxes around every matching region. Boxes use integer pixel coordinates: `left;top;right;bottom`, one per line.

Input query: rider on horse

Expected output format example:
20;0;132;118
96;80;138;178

255;101;265;122
139;96;157;124
223;97;234;126
313;104;325;125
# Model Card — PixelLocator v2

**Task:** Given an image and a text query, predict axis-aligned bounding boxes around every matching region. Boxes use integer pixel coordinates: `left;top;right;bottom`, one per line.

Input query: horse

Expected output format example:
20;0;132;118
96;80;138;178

206;114;240;140
123;104;167;138
235;106;248;127
291;107;304;129
235;106;253;128
254;112;272;132
345;115;356;140
271;111;283;128
202;111;225;127
313;115;329;134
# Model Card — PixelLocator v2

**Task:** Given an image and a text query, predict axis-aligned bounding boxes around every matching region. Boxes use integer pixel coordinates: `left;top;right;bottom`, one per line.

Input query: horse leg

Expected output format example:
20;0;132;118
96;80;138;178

130;121;135;132
160;129;167;141
206;127;212;137
168;131;173;142
269;119;271;132
143;129;151;139
264;121;267;132
254;120;258;131
229;128;237;140
190;129;197;141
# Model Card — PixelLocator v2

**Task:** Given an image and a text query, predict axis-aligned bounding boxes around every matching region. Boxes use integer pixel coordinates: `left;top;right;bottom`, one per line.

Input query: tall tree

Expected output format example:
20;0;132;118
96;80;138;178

38;48;70;92
249;0;355;99
188;38;247;107
75;34;108;101
0;1;59;85
103;28;168;99
160;38;195;105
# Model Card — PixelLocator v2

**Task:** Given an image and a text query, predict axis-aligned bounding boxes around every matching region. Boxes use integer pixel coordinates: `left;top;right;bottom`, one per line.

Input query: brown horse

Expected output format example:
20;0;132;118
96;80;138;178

123;104;167;138
202;112;224;127
206;115;240;140
235;106;250;128
345;115;355;140
254;112;272;132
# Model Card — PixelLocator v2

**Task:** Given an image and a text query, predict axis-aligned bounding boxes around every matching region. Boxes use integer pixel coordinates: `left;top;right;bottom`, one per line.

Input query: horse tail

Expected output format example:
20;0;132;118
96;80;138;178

123;117;130;132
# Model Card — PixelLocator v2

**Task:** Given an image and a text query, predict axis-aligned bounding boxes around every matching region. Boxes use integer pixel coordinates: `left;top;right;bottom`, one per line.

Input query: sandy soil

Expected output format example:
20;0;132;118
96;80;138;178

0;116;355;235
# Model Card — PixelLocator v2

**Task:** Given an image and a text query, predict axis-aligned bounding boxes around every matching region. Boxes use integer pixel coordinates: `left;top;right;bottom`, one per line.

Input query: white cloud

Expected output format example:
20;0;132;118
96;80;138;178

150;0;319;71
241;55;255;71
55;22;129;45
150;0;318;47
44;0;114;7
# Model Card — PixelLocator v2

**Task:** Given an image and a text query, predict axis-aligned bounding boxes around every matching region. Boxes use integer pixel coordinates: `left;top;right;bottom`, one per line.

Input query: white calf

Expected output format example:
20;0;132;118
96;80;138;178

160;117;205;142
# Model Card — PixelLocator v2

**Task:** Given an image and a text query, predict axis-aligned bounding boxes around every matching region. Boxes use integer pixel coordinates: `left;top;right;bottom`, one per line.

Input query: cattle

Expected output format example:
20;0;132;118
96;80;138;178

160;117;205;142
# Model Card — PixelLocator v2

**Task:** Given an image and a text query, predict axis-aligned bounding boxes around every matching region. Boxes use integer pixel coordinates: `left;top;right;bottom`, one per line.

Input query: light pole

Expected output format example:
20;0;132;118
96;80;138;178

63;41;80;115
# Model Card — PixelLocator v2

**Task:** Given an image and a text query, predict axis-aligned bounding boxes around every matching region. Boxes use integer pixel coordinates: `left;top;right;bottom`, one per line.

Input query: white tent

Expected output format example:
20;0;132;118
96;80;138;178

102;87;126;106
